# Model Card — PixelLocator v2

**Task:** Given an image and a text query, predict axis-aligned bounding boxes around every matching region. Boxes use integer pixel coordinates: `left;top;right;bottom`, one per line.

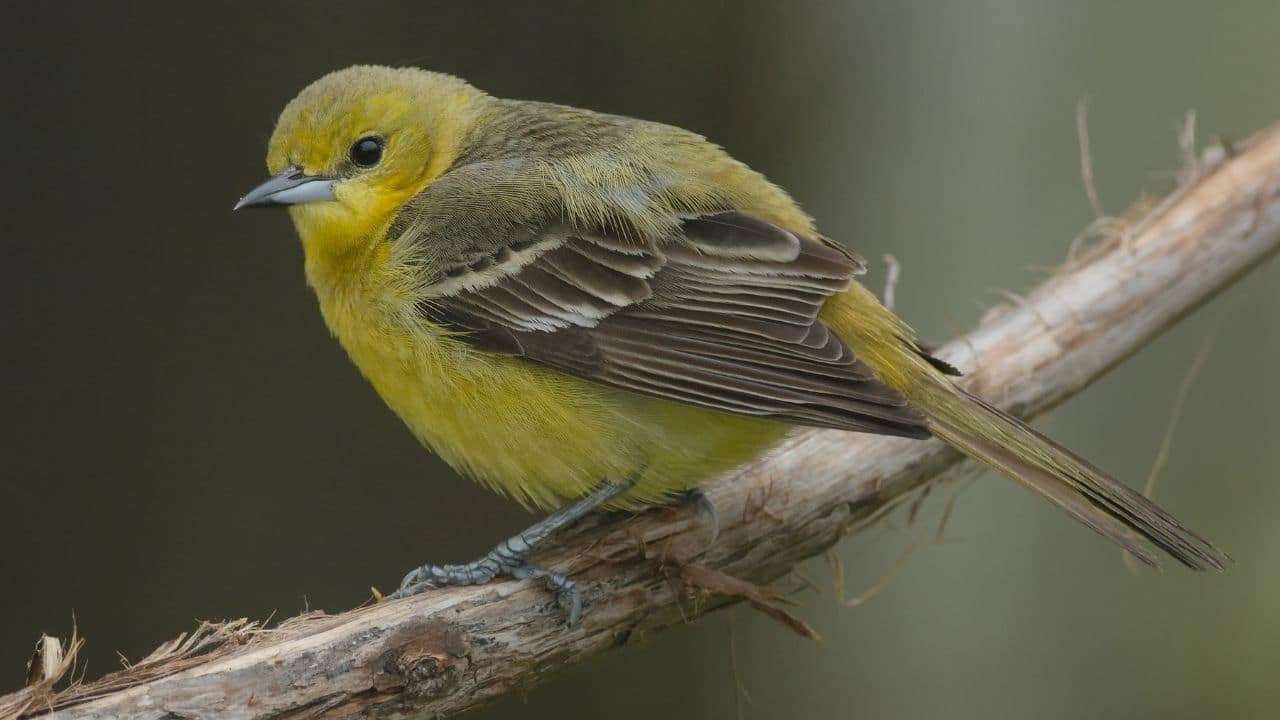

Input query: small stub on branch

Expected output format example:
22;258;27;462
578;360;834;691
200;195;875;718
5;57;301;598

681;563;820;640
2;631;81;720
25;636;64;688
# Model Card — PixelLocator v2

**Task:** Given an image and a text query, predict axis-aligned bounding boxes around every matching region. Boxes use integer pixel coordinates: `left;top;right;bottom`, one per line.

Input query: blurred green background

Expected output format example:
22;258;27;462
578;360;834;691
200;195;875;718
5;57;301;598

2;1;1278;717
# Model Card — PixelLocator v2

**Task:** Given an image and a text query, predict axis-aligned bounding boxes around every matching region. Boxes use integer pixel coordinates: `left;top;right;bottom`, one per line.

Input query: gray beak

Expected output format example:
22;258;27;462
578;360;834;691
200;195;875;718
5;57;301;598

234;165;336;210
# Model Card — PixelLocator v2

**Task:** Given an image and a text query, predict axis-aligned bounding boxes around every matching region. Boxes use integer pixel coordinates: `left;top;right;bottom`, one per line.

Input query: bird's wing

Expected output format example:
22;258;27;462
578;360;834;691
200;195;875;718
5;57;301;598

395;164;929;437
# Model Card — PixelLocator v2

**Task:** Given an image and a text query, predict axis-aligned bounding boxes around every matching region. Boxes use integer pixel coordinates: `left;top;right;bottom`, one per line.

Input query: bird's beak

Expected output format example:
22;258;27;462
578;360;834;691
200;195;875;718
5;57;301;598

234;165;336;210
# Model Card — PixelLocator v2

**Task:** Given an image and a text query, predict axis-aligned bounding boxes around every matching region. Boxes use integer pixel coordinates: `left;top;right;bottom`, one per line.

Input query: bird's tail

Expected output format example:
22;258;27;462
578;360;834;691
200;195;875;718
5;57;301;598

923;386;1225;570
825;285;1226;570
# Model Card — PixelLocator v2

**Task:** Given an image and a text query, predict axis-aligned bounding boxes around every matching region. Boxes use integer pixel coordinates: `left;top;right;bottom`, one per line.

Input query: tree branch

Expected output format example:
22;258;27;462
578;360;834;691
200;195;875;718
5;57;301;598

8;122;1280;720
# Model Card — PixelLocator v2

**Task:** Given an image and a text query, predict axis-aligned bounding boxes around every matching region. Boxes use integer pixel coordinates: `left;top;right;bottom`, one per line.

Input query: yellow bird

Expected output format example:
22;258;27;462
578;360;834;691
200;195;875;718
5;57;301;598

237;65;1223;624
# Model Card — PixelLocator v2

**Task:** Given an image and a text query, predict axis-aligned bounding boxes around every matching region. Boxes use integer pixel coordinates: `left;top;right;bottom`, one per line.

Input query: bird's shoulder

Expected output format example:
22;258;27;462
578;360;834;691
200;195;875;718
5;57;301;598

390;98;815;271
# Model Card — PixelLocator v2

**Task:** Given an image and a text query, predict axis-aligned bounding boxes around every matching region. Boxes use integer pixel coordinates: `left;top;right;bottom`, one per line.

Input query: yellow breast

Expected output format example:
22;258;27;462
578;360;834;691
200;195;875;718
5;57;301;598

304;251;782;510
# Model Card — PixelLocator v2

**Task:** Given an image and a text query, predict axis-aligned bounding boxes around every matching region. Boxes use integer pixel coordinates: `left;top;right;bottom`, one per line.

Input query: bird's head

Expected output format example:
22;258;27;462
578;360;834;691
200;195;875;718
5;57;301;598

236;65;485;259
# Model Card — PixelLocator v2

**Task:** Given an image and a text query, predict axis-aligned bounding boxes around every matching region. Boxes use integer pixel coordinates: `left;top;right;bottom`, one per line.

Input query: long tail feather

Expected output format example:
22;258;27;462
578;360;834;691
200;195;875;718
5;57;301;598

927;389;1226;570
823;284;1225;569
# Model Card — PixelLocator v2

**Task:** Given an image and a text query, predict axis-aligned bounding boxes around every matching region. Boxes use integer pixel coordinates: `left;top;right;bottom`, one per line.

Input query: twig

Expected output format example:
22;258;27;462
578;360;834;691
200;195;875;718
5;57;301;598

1123;325;1219;573
1144;326;1218;499
828;540;922;609
1077;96;1107;219
726;611;750;720
882;254;901;311
6;121;1280;720
1179;111;1200;178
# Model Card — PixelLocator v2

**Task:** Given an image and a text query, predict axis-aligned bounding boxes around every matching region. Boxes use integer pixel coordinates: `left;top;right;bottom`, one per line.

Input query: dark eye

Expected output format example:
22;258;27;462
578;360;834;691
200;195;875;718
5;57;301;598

349;136;384;167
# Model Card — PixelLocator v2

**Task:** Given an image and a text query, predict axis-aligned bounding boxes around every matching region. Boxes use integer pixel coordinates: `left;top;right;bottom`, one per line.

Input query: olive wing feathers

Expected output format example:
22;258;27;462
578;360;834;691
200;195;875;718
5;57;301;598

411;203;929;438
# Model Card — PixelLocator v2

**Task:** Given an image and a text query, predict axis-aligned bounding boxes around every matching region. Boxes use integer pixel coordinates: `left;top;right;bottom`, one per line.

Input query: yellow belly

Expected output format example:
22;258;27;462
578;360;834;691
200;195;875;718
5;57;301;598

318;289;789;510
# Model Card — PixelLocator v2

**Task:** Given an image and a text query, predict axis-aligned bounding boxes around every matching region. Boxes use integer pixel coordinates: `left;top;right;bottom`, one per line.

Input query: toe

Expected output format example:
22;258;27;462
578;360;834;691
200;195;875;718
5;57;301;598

399;567;428;590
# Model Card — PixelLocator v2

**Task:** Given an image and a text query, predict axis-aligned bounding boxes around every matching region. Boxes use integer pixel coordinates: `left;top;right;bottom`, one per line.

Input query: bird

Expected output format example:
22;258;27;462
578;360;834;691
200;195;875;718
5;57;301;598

236;65;1225;624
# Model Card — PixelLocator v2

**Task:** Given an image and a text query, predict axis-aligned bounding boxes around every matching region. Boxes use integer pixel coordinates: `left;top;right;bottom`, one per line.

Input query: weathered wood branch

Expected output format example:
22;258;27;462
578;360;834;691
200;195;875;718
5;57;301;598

7;122;1280;720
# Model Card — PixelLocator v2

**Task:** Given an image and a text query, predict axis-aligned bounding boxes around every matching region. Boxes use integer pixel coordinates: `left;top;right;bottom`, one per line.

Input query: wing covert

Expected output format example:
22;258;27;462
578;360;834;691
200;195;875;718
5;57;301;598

414;205;930;438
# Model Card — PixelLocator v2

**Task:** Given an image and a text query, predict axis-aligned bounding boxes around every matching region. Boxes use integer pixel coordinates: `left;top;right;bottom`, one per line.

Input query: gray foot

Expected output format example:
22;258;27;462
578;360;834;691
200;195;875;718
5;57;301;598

384;479;635;625
681;488;721;544
387;540;581;623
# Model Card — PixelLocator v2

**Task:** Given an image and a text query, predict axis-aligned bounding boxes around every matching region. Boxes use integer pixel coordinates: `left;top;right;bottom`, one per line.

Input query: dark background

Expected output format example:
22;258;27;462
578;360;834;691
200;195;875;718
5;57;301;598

3;2;1279;717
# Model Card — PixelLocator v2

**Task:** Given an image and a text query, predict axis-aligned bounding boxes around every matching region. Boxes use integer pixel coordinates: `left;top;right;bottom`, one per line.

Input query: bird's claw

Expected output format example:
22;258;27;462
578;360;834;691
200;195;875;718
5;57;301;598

385;557;581;625
381;480;635;624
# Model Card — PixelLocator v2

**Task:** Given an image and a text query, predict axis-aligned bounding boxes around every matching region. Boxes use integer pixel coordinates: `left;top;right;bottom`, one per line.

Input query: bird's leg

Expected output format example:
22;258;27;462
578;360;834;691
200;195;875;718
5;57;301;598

387;478;636;625
678;488;720;545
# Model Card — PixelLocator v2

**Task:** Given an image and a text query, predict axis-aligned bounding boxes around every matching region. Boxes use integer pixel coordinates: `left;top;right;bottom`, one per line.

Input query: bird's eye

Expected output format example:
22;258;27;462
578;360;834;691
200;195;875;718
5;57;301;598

349;136;384;167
